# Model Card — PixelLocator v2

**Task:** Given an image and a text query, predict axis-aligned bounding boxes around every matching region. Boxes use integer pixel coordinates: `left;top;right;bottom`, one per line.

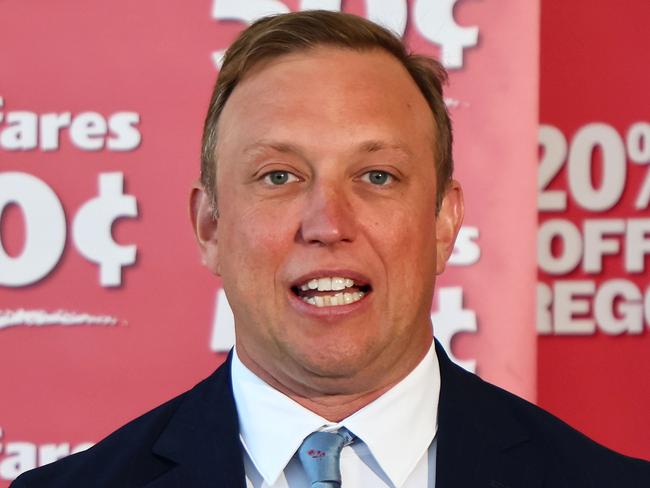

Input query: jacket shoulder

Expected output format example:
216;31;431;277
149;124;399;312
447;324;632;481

462;364;650;485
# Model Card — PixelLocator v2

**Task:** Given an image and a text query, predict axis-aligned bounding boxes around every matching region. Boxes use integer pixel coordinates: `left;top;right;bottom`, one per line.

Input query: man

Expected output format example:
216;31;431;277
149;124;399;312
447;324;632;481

12;10;650;488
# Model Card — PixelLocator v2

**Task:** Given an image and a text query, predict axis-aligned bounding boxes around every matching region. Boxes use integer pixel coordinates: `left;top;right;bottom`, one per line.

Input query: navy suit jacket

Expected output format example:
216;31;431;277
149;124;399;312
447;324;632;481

12;341;650;487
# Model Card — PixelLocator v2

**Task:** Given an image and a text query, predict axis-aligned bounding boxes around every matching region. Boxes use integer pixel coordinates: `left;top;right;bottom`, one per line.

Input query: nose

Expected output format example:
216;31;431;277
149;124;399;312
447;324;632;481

298;181;357;246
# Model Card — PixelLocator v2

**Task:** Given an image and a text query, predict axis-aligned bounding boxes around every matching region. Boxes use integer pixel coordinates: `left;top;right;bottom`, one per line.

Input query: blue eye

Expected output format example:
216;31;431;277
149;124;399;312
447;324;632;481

263;171;298;185
362;170;393;185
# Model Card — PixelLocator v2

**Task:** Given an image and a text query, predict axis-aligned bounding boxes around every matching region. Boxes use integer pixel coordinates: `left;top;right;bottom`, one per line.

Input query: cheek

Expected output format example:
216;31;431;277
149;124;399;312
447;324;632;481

367;203;437;291
373;202;436;249
218;202;296;279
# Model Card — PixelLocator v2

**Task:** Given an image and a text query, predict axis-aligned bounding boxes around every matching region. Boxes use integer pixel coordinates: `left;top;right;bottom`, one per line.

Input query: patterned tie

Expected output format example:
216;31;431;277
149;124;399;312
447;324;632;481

298;428;355;487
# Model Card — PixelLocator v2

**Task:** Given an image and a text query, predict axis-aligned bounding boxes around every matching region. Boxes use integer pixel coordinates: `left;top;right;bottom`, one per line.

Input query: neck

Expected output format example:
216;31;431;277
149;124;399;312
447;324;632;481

258;374;397;422
235;339;431;422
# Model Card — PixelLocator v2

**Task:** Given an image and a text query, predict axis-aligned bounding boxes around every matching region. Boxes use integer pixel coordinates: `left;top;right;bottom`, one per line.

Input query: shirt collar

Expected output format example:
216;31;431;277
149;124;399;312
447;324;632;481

231;342;440;488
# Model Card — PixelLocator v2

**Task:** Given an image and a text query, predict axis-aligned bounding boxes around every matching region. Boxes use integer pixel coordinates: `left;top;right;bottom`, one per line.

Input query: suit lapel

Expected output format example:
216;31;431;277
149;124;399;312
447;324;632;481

148;354;246;487
434;340;543;488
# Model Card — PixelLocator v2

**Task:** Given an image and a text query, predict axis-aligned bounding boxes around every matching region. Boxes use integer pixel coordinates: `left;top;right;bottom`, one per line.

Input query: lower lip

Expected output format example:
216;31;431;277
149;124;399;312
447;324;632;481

287;290;372;319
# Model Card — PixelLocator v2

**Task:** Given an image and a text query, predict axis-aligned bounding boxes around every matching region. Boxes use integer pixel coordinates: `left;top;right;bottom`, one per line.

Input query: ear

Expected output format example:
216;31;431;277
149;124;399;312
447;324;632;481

435;179;464;275
189;182;221;275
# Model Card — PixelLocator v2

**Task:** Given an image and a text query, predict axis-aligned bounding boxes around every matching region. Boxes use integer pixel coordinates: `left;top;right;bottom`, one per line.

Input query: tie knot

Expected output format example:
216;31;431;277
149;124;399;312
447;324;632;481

298;428;354;487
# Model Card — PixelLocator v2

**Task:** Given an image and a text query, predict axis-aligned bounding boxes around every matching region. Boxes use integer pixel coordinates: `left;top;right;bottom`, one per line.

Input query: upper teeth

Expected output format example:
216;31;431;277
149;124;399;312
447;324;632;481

300;277;356;292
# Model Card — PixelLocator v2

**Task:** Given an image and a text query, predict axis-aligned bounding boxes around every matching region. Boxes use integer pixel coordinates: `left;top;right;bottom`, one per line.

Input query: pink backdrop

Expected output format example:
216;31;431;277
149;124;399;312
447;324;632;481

3;0;646;483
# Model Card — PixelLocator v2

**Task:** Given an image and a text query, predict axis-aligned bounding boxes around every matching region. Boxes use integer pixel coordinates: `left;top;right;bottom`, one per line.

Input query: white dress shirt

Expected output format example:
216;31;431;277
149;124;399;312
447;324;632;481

231;342;440;488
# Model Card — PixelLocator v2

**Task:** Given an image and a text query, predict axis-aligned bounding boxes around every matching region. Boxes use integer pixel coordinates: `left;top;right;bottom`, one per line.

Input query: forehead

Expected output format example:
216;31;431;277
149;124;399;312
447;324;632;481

217;47;435;158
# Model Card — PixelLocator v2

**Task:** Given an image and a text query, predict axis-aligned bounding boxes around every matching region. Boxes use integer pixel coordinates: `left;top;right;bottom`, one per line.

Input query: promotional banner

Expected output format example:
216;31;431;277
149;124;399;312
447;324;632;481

538;0;650;459
1;0;539;482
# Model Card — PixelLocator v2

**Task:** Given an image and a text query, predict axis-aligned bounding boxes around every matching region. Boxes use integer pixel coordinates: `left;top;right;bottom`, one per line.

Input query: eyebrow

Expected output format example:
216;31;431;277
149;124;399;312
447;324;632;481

357;140;413;158
243;141;301;157
242;139;413;158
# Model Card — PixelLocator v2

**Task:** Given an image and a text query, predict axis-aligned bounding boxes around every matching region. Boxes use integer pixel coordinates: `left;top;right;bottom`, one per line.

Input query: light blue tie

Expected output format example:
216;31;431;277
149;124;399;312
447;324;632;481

298;428;354;487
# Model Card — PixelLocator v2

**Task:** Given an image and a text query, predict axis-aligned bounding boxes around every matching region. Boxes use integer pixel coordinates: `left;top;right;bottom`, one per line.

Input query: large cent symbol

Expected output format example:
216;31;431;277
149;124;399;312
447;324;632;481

414;0;479;69
72;172;138;287
431;287;477;372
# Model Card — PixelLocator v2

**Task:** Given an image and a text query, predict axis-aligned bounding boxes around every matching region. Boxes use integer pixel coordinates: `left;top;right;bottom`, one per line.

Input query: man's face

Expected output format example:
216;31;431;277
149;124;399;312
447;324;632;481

193;47;463;395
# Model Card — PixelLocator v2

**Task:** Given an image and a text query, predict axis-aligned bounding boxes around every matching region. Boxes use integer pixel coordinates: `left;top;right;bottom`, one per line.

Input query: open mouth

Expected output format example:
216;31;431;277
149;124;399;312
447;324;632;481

291;276;372;308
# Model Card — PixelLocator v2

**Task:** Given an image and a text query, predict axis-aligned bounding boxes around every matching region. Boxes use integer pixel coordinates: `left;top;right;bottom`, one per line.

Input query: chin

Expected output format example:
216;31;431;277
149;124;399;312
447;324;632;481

288;342;379;381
